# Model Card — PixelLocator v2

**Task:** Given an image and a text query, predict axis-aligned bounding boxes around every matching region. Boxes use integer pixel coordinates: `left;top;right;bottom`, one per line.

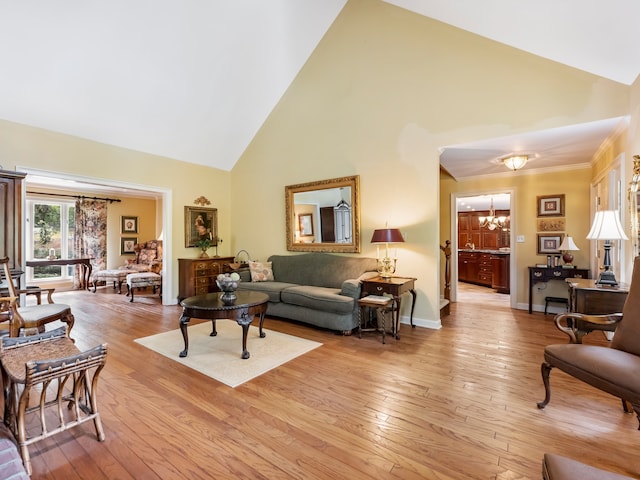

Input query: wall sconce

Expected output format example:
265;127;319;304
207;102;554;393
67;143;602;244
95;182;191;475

371;227;404;278
586;210;628;285
503;155;528;171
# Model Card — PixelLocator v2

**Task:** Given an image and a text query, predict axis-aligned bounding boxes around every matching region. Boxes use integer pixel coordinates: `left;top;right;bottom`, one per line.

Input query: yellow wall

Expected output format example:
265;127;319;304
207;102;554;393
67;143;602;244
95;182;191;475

230;0;629;325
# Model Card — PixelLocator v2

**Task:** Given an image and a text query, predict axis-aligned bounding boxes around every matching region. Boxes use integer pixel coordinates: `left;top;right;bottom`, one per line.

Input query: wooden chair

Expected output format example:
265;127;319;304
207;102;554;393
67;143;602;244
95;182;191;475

0;257;74;337
0;326;107;475
537;256;640;428
0;296;20;337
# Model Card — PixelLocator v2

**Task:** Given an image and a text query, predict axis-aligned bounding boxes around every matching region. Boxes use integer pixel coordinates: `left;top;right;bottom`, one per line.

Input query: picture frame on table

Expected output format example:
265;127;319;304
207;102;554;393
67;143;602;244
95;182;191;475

121;216;138;234
185;206;218;248
537;194;565;217
537;234;564;255
121;237;138;255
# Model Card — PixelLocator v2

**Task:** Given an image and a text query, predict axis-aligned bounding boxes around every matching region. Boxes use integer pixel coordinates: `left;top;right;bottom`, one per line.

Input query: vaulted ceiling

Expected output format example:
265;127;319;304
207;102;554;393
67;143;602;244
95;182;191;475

1;1;638;175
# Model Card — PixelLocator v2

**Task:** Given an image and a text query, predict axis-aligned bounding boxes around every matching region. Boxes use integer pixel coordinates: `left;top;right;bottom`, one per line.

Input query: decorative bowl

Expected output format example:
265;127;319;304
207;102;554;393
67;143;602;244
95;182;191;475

216;273;241;304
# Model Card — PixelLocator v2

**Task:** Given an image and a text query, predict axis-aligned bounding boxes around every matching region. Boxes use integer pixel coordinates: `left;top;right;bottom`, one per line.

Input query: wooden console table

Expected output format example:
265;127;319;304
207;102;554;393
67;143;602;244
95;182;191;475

26;258;93;290
360;276;417;339
528;266;589;314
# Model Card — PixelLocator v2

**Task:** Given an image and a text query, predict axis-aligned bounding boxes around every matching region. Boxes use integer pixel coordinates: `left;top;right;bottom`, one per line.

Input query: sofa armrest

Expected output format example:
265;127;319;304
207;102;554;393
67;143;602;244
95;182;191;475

340;279;361;298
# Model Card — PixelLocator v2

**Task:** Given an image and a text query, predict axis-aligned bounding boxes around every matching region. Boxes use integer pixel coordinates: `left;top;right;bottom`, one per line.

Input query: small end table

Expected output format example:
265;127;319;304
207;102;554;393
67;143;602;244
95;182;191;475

358;296;393;344
360;276;417;339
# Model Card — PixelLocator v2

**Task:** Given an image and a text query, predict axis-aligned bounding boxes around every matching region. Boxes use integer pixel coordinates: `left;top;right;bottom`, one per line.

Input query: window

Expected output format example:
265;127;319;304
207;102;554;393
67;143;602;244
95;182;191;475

26;198;76;283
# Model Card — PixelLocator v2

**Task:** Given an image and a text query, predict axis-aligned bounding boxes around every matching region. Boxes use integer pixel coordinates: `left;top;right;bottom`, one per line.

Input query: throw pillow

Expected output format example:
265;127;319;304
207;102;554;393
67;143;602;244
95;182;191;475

249;261;274;282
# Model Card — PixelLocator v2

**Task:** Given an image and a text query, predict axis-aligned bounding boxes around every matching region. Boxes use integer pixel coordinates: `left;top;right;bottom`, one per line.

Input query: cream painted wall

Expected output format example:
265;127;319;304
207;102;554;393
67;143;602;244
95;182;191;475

0;120;231;304
230;0;629;327
440;167;592;312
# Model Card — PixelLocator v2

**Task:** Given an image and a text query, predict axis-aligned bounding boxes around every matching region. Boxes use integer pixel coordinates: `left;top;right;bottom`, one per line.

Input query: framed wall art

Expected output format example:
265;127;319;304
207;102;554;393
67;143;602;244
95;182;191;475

121;216;138;234
185;206;218;247
121;237;138;255
537;194;565;217
536;218;565;232
537;234;564;255
298;213;314;236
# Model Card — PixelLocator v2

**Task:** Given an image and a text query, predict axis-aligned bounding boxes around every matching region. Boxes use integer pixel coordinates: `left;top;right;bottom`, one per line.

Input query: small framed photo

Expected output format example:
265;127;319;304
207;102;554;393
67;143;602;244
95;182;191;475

537;234;563;255
537;217;565;232
298;213;314;236
121;237;138;255
537;195;565;217
121;216;138;234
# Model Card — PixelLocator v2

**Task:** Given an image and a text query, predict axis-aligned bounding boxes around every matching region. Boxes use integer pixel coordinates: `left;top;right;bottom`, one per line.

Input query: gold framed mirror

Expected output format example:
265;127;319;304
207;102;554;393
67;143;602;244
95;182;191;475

285;175;360;253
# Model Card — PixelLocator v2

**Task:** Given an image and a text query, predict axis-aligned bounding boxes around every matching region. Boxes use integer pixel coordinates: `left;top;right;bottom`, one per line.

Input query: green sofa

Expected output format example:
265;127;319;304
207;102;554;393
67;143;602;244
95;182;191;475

237;253;378;333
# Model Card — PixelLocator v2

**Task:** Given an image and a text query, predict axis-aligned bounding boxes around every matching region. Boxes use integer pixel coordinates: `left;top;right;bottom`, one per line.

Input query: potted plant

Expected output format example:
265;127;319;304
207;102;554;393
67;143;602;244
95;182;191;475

195;237;211;258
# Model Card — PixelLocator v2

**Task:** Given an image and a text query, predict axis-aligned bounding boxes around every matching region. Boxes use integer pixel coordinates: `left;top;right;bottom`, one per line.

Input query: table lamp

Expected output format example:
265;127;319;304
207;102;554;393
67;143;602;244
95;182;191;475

586;210;628;286
371;227;404;278
557;235;579;266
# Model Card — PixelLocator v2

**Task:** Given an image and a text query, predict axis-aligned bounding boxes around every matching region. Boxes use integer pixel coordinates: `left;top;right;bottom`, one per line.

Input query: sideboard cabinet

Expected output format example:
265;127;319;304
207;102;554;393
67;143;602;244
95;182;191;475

177;256;235;301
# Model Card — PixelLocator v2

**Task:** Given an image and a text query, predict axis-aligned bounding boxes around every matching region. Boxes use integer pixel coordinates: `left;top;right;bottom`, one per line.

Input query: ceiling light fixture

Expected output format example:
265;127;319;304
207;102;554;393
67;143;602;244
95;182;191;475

478;197;507;231
503;155;528;171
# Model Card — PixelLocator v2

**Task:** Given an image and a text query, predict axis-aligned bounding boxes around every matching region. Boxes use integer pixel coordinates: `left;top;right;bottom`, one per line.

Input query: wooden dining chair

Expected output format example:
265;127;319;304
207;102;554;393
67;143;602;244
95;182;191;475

0;257;74;338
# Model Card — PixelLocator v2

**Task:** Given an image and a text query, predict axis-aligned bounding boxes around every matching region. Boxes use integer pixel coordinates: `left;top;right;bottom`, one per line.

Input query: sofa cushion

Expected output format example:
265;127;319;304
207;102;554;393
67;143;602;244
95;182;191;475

237;281;297;303
281;286;354;315
249;261;274;282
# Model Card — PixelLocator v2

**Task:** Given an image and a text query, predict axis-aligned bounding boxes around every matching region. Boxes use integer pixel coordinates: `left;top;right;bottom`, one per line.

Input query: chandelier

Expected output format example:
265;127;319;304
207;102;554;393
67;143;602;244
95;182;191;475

478;197;507;230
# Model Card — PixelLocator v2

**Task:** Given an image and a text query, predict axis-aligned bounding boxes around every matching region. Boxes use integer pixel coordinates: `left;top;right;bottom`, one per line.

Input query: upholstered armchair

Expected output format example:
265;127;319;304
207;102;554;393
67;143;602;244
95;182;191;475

537;256;640;429
121;240;162;273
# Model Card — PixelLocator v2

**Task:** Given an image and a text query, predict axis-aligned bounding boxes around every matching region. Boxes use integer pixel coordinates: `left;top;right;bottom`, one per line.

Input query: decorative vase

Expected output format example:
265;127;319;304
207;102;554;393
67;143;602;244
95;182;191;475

199;248;209;259
216;273;241;304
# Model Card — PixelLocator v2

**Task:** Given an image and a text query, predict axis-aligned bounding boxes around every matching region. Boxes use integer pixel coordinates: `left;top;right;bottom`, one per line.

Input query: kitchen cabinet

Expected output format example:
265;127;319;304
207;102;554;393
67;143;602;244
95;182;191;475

491;254;510;293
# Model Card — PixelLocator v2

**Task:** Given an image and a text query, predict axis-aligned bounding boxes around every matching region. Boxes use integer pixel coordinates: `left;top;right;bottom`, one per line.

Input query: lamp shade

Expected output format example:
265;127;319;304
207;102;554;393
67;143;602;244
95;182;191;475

371;228;404;244
586;210;629;241
558;236;580;251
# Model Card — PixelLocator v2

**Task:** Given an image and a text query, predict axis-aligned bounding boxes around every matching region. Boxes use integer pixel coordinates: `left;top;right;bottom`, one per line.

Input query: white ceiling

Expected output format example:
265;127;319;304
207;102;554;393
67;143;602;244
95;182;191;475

2;0;639;179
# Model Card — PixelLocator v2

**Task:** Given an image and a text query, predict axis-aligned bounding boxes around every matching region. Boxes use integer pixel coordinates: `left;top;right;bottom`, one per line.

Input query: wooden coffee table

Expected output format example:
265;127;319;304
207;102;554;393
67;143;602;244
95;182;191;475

179;291;269;359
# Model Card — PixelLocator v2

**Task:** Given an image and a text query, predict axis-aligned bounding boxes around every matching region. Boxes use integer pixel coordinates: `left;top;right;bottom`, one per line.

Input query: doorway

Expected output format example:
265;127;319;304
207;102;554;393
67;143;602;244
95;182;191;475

451;190;516;308
17;166;175;304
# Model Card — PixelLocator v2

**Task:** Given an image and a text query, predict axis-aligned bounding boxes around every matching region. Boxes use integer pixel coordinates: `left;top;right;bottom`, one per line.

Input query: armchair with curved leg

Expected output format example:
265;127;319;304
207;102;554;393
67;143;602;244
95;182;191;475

0;258;74;338
537;256;640;428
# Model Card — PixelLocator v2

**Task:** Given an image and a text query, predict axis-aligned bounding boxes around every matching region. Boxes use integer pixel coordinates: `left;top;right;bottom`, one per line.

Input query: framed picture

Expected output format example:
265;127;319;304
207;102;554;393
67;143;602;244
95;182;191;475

537;234;564;255
537;194;565;217
537;217;565;232
185;206;218;247
121;237;138;255
298;213;314;236
121;216;138;234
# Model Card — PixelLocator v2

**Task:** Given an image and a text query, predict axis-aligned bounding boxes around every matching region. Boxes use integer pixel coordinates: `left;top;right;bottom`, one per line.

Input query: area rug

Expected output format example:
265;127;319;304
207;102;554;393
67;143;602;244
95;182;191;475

134;321;322;387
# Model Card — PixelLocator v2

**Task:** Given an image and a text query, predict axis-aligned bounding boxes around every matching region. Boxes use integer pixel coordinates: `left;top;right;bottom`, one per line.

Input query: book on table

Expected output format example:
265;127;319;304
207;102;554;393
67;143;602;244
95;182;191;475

362;295;391;305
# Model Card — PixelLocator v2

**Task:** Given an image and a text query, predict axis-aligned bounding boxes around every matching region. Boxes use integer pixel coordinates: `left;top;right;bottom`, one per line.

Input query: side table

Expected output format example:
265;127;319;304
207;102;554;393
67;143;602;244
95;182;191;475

360;276;417;339
358;296;393;344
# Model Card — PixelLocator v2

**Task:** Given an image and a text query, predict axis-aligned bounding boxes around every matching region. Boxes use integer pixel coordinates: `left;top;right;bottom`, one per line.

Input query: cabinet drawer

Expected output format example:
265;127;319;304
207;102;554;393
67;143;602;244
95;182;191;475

195;285;210;295
195;276;214;287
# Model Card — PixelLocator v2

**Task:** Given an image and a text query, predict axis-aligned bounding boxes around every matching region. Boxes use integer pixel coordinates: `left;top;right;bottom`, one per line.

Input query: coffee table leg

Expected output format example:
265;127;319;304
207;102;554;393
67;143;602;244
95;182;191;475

179;312;190;357
210;320;217;337
258;312;266;338
237;311;254;359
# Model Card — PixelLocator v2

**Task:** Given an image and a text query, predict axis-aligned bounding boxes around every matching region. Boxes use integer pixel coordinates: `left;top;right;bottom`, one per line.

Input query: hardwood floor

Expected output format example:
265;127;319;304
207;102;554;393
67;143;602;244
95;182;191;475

15;286;639;479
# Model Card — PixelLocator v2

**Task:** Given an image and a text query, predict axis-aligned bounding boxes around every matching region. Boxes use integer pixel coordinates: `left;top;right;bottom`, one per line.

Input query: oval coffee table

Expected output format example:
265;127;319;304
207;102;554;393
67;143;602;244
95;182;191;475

179;291;269;359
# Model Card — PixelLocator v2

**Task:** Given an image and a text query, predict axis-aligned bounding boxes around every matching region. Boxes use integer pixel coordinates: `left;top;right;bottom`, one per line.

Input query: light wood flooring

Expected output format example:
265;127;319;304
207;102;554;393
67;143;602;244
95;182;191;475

13;285;640;479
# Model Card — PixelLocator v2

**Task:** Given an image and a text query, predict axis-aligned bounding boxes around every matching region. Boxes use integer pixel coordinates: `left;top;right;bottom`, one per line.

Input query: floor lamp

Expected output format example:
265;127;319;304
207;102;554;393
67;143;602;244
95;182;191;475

586;210;628;286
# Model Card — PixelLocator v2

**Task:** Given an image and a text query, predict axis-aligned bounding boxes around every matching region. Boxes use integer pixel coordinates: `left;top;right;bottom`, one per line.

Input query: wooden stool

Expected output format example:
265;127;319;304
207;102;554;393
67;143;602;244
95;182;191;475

125;272;162;302
358;295;393;344
545;296;568;315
